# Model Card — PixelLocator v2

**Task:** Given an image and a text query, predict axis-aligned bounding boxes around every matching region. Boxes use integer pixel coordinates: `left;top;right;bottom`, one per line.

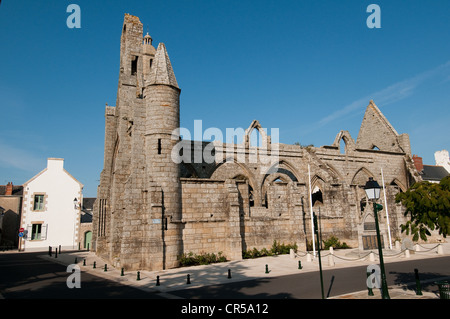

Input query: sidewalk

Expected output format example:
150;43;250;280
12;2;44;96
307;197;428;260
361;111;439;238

40;242;450;299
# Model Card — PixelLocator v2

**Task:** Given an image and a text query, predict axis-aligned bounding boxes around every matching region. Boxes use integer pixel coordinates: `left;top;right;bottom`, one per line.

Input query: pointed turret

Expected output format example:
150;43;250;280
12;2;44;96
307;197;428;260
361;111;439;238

144;40;182;270
148;43;179;89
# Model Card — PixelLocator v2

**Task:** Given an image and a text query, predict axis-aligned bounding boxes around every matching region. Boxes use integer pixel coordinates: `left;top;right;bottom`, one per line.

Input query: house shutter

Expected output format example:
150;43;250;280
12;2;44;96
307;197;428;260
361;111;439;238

26;225;32;240
41;224;48;240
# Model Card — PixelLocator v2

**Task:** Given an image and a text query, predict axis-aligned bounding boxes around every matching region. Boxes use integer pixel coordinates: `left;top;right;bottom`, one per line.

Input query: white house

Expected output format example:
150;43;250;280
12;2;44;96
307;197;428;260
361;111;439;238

19;158;83;251
435;150;450;174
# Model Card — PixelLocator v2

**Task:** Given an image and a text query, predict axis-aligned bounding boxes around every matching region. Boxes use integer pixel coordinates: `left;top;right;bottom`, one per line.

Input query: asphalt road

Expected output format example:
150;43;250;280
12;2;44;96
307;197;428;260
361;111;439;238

1;252;450;300
169;256;450;299
0;252;165;299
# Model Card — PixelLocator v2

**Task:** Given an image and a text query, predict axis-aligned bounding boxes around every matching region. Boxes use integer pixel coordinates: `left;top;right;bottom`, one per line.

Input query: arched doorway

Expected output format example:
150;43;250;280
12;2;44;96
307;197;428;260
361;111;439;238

84;231;92;250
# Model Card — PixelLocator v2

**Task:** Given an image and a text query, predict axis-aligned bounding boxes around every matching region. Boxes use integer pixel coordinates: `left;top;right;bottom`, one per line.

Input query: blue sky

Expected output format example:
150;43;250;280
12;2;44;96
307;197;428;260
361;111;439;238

0;0;449;197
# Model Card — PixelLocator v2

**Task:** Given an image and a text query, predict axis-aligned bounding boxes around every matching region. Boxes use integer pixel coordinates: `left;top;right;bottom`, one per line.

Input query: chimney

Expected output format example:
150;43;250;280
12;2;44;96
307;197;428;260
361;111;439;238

5;182;13;196
413;155;423;172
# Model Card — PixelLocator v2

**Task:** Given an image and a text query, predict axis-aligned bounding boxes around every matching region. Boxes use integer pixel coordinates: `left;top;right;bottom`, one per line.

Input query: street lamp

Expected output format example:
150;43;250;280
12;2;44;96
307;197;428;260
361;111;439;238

73;198;79;209
364;177;390;299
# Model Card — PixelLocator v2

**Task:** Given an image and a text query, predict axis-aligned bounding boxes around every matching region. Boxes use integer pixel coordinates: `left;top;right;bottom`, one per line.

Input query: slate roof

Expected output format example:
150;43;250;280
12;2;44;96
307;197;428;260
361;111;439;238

0;185;23;196
81;197;96;223
421;165;449;182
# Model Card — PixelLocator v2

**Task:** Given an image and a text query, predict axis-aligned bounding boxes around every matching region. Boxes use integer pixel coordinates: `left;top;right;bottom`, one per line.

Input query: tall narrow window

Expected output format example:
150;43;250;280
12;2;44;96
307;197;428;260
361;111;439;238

158;139;162;154
149;58;153;70
33;194;45;211
340;138;346;154
131;56;138;75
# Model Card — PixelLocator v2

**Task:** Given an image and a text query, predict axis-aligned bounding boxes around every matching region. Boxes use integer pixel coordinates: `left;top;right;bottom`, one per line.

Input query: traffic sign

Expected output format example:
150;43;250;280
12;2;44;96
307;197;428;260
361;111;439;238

18;232;24;237
19;228;24;233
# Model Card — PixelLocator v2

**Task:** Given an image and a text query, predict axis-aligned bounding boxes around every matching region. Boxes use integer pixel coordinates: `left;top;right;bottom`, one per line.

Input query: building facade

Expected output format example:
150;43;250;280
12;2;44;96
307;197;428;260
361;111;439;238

20;158;83;251
93;14;422;271
0;182;23;248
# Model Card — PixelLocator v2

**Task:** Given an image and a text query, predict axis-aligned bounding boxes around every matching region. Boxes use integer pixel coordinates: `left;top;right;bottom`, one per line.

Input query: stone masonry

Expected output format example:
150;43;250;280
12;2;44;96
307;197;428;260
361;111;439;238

92;14;422;271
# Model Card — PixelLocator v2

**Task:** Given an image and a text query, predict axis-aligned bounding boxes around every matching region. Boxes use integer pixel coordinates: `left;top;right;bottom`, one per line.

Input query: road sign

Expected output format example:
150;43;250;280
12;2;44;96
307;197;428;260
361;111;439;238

18;232;24;237
19;228;24;233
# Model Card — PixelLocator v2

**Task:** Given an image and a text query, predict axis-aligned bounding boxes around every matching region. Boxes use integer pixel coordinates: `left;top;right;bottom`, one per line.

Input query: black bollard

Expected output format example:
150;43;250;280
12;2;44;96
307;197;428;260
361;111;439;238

298;261;303;269
55;247;58;258
121;268;124;276
228;269;232;279
137;271;141;281
74;257;78;264
59;245;61;254
83;259;86;266
93;261;96;269
104;264;107;272
414;268;423;296
265;264;269;274
49;246;52;257
156;276;160;286
187;274;191;284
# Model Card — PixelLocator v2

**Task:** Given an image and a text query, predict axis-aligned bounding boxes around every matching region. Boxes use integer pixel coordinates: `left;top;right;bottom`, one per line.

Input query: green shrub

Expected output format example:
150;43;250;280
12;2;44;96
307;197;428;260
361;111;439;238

242;241;297;259
179;251;227;267
322;236;350;250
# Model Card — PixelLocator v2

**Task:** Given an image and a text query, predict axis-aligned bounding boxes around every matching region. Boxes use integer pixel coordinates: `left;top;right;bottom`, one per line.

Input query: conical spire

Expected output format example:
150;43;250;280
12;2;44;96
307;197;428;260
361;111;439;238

148;43;179;89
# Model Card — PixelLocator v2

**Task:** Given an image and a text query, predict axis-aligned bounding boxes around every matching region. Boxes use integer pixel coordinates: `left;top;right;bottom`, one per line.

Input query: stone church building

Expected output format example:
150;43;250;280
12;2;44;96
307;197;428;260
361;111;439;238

93;14;421;271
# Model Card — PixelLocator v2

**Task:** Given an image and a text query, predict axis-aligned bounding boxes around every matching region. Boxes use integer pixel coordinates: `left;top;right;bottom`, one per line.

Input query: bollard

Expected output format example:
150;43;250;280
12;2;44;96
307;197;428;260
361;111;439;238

121;268;124;276
298;260;303;269
187;274;191;284
228;269;232;279
265;264;269;274
137;271;141;281
366;270;374;296
49;246;52;257
328;254;335;267
55;247;58;258
405;249;410;258
156;276;160;286
83;259;86;266
414;268;423;295
59;245;61;254
104;264;107;272
93;261;96;269
74;257;78;264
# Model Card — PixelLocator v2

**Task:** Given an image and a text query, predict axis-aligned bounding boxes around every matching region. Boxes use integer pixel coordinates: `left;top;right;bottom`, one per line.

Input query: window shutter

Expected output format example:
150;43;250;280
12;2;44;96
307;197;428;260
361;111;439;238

26;225;32;240
41;224;48;240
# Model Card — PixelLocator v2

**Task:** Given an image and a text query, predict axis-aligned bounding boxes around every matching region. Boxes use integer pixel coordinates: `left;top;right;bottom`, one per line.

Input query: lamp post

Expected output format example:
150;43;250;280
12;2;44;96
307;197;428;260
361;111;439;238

313;212;324;299
364;177;390;299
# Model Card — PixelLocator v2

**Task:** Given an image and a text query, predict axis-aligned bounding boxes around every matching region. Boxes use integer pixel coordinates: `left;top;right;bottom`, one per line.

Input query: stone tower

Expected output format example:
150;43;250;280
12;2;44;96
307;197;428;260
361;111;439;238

143;41;182;270
93;14;182;271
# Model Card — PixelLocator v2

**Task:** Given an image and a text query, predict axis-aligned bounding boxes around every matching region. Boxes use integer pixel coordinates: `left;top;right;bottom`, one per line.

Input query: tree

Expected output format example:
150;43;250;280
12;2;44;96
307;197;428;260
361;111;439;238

395;176;450;241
